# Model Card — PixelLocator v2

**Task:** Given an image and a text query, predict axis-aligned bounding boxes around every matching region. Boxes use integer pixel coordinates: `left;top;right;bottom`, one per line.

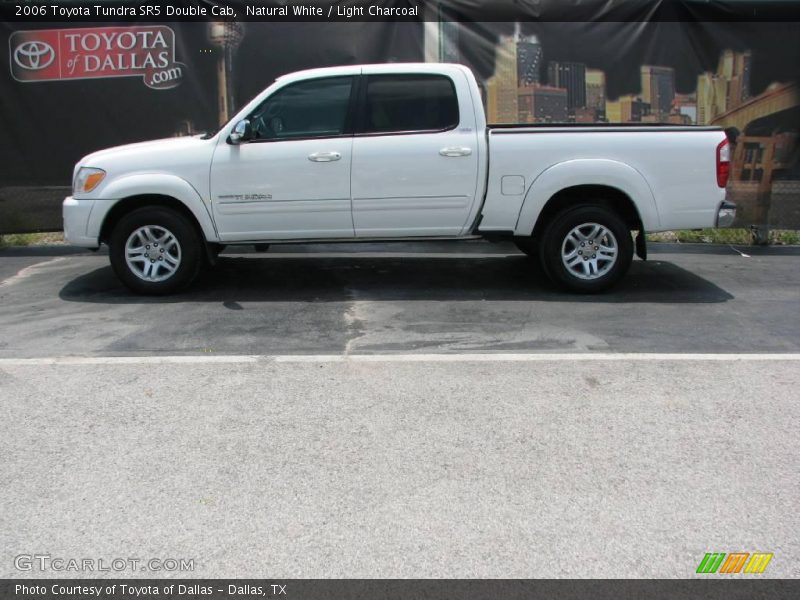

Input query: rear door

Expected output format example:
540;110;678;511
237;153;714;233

350;70;480;237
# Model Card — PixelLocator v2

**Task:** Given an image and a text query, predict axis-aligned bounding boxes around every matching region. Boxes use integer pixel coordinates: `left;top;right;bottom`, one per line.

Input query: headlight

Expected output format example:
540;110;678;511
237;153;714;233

73;167;106;194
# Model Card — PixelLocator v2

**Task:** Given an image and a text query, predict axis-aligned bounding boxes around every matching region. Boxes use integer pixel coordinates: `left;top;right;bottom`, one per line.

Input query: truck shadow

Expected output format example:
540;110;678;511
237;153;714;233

59;255;733;304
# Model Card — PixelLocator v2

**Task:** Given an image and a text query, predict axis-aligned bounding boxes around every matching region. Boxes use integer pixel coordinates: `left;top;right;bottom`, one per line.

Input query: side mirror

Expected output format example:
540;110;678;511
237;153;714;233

228;119;252;144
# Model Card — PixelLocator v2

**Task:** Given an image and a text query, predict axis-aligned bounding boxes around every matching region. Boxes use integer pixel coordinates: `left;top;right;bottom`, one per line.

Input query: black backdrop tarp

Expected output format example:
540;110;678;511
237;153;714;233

1;7;799;233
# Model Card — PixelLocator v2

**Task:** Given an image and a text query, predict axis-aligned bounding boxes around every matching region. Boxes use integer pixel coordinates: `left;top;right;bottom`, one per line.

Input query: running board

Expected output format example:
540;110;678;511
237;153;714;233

219;235;485;246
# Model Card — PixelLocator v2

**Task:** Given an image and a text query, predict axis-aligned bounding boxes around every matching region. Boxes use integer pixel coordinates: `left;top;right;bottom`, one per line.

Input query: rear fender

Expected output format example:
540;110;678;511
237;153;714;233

514;159;660;236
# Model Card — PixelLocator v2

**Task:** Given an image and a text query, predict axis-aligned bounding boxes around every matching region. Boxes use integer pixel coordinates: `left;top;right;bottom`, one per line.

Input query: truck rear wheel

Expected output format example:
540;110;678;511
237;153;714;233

541;205;632;293
109;207;203;295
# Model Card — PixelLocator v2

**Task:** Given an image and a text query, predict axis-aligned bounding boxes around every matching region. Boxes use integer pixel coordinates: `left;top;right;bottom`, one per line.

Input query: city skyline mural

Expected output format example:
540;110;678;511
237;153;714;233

429;22;797;127
426;21;799;235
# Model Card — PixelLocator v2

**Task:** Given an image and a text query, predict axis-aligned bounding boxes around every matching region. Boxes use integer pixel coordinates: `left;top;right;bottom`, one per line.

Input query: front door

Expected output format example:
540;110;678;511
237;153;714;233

210;76;356;241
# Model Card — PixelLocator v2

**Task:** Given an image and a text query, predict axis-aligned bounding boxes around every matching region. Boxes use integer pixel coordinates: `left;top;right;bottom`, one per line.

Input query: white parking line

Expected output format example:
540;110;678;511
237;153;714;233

0;353;798;366
0;257;66;287
275;353;800;363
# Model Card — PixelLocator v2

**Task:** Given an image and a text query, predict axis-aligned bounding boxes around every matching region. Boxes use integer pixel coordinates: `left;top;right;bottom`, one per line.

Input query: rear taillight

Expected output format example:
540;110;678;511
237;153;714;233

716;138;730;188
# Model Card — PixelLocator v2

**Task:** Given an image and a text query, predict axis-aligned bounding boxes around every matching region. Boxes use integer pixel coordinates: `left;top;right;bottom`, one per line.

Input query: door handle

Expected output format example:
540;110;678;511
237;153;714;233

439;146;472;157
308;151;342;162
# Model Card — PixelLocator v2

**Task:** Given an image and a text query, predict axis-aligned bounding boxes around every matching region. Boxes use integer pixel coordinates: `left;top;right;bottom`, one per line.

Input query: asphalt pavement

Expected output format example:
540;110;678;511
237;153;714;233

0;241;798;357
0;241;798;578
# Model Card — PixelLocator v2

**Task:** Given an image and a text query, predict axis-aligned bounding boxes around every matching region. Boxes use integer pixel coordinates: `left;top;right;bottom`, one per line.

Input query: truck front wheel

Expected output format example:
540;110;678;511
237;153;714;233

109;207;203;295
541;205;633;293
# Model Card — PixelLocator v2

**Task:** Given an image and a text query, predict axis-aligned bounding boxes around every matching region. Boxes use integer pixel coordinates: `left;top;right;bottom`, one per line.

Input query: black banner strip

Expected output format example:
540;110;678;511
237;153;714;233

2;580;800;600
2;0;800;23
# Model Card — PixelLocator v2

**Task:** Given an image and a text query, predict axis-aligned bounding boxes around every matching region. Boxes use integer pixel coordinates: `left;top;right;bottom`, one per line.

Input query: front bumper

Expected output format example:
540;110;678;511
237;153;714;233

715;201;737;228
62;196;99;248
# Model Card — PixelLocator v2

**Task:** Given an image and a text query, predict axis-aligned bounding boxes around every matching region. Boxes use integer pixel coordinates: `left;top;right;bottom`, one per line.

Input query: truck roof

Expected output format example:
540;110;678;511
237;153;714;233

275;63;473;83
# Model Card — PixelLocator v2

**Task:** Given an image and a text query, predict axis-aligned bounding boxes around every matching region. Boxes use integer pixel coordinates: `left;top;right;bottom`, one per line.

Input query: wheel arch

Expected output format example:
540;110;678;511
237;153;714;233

528;185;643;248
93;174;218;245
98;194;210;247
514;159;659;239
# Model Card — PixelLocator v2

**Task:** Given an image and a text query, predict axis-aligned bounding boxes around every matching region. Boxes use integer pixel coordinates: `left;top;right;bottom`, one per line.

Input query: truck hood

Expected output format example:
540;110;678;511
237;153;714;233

80;135;213;169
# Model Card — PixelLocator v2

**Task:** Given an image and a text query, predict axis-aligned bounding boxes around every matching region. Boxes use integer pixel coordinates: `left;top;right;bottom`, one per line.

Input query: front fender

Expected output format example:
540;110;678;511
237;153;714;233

514;159;660;236
87;173;219;242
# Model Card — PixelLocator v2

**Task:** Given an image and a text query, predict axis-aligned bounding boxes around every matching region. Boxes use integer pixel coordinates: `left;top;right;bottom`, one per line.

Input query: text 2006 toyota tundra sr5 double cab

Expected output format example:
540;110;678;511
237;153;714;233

64;63;735;294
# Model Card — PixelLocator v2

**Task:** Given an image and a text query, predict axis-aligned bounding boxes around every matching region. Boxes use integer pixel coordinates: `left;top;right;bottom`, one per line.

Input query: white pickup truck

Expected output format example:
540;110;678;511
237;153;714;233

64;63;734;294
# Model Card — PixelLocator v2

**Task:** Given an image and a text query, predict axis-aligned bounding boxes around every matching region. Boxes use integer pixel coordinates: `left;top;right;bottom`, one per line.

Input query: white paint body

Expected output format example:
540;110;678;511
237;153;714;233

63;63;727;248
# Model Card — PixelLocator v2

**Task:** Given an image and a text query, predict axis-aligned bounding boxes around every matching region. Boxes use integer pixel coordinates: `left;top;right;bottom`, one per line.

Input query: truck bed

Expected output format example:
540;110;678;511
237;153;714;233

479;124;728;234
488;123;722;133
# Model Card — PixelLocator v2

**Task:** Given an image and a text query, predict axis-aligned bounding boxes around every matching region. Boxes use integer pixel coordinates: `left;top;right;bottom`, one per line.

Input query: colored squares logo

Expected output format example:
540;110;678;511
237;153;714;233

697;552;773;574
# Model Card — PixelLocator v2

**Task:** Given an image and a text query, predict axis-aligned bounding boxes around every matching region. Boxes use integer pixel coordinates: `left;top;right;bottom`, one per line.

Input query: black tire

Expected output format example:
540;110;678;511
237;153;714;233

109;207;203;295
541;204;633;293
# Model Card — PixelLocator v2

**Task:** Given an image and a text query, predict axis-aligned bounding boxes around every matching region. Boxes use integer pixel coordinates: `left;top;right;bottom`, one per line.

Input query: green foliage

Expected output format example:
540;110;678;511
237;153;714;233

0;233;64;248
774;230;800;245
647;229;800;245
0;230;797;249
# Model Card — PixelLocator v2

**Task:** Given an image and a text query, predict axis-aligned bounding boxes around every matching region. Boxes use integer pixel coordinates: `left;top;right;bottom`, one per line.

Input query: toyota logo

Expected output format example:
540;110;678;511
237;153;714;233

13;41;55;71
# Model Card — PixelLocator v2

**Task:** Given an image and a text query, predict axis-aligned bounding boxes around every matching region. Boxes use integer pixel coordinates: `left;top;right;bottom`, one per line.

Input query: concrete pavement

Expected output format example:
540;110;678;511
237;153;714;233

1;357;798;578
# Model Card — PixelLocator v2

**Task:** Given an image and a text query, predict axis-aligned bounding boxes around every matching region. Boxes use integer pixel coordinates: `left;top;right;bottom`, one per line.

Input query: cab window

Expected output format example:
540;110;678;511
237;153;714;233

249;76;354;140
360;74;459;134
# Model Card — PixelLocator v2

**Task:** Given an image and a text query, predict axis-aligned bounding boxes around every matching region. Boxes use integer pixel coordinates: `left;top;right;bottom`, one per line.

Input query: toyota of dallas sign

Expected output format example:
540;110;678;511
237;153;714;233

10;26;185;89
